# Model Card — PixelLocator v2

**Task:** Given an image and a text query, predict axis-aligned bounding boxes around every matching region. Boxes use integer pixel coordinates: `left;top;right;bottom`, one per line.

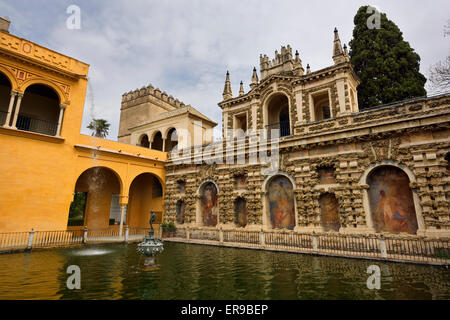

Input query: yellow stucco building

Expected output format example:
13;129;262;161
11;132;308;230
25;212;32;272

0;18;166;233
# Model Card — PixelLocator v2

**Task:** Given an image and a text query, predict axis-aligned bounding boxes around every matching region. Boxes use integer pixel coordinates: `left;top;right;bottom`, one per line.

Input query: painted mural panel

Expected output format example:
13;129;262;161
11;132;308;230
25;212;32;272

368;166;418;235
234;197;247;227
201;182;218;227
267;176;295;230
176;200;185;224
319;193;341;232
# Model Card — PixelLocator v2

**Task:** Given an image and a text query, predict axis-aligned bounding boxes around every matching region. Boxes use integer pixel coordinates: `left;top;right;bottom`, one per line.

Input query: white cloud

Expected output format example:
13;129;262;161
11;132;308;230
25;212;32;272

3;0;449;139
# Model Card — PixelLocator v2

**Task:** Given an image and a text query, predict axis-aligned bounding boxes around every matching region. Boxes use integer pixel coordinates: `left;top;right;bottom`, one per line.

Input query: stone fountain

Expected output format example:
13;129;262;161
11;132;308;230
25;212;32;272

137;210;164;268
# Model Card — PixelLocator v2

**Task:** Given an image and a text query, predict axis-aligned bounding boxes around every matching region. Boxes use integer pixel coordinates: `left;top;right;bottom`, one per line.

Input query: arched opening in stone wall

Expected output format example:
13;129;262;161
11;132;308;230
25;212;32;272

70;167;122;229
152;131;163;151
128;173;163;228
165;128;178;152
199;182;218;227
312;91;331;121
266;93;290;138
266;175;295;230
18;84;60;136
234;197;247;228
319;193;341;232
176;200;185;224
0;72;12;126
139;134;150;148
367;166;418;235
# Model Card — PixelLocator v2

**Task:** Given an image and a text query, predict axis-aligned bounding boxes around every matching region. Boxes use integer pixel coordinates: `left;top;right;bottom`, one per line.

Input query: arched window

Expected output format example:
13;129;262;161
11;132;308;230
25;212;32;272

152;131;163;151
266;175;295;230
199;182;218;227
234;197;247;227
266;93;290;138
312;91;331;121
0;72;12;126
165;128;178;152
319;193;341;232
18;84;60;136
367;166;418;235
139;134;150;148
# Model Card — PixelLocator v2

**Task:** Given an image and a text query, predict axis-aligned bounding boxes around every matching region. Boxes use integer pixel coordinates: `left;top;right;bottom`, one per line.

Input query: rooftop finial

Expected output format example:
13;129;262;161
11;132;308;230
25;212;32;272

333;27;345;64
250;67;259;89
222;71;232;100
239;81;244;96
306;64;311;74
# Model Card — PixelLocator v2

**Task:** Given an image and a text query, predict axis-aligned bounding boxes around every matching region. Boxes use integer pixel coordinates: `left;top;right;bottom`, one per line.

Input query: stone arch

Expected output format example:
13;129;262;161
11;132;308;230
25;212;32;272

0;66;18;91
21;78;67;104
0;71;12;126
176;200;185;224
234;197;247;228
127;173;164;228
18;84;61;135
263;173;297;230
263;91;292;138
70;166;123;229
196;180;219;227
319;193;341;232
138;134;150;148
359;161;424;235
151;130;163;151
164;127;178;152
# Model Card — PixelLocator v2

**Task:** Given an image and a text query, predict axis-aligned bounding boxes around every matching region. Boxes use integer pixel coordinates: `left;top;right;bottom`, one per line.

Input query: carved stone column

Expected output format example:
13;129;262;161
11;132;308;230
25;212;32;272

56;104;66;136
4;90;17;127
11;92;24;129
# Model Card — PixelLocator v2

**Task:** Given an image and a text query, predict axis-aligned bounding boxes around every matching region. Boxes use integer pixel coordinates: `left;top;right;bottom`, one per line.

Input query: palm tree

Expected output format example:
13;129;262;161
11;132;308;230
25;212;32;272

87;119;110;138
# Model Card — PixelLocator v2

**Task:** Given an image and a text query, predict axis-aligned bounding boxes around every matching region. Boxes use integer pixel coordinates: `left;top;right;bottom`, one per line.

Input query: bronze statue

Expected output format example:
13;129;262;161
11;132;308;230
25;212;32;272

149;210;156;236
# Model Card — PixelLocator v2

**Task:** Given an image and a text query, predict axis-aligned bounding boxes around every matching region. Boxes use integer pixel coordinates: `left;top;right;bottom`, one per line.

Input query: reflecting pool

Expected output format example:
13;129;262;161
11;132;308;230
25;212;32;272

0;242;448;300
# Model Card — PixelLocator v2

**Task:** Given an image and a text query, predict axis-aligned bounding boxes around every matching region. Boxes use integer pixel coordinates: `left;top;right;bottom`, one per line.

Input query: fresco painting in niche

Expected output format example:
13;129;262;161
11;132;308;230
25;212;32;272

267;176;295;230
201;182;218;227
319;193;341;232
234;197;247;227
176;200;185;224
368;166;418;235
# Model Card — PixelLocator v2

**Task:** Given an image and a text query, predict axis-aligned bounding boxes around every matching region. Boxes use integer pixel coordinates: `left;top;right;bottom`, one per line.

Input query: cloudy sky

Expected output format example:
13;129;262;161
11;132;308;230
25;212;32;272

1;0;449;140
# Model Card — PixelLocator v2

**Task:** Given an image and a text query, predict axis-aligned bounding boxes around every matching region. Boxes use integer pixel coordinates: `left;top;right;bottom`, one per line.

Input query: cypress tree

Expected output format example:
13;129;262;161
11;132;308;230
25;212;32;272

349;6;427;109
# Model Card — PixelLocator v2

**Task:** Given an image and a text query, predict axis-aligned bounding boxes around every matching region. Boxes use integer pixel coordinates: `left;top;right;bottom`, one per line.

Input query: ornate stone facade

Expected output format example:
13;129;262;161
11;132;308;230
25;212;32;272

161;30;450;239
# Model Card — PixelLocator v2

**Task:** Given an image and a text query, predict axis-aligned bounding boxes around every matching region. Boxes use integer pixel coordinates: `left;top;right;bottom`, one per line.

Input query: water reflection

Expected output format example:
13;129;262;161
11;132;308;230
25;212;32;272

0;242;448;300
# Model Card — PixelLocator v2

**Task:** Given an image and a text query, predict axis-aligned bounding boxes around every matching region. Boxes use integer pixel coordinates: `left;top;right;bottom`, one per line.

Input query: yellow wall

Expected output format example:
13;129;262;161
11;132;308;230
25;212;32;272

0;31;167;232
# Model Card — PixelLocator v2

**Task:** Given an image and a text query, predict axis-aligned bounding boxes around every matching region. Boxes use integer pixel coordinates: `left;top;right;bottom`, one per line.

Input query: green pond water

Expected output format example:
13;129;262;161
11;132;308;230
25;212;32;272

0;242;448;300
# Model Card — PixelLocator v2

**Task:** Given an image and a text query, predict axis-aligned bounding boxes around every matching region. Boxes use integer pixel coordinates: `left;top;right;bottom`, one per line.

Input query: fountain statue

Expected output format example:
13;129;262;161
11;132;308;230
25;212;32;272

137;210;164;268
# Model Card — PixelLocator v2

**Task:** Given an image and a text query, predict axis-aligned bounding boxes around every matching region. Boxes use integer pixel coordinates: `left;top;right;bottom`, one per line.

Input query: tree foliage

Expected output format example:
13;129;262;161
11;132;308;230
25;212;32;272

87;118;110;138
428;20;450;93
349;6;427;109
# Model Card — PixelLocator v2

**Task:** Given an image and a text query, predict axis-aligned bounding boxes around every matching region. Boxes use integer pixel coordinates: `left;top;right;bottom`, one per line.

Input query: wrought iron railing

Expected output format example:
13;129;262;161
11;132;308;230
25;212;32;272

265;120;290;139
0;226;161;253
0;110;7;126
16;114;58;136
166;228;450;266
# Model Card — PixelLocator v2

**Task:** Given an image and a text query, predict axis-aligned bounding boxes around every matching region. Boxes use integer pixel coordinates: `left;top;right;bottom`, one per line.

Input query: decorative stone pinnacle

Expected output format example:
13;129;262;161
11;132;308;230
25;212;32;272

222;70;232;100
239;81;244;96
250;67;259;89
333;27;345;64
